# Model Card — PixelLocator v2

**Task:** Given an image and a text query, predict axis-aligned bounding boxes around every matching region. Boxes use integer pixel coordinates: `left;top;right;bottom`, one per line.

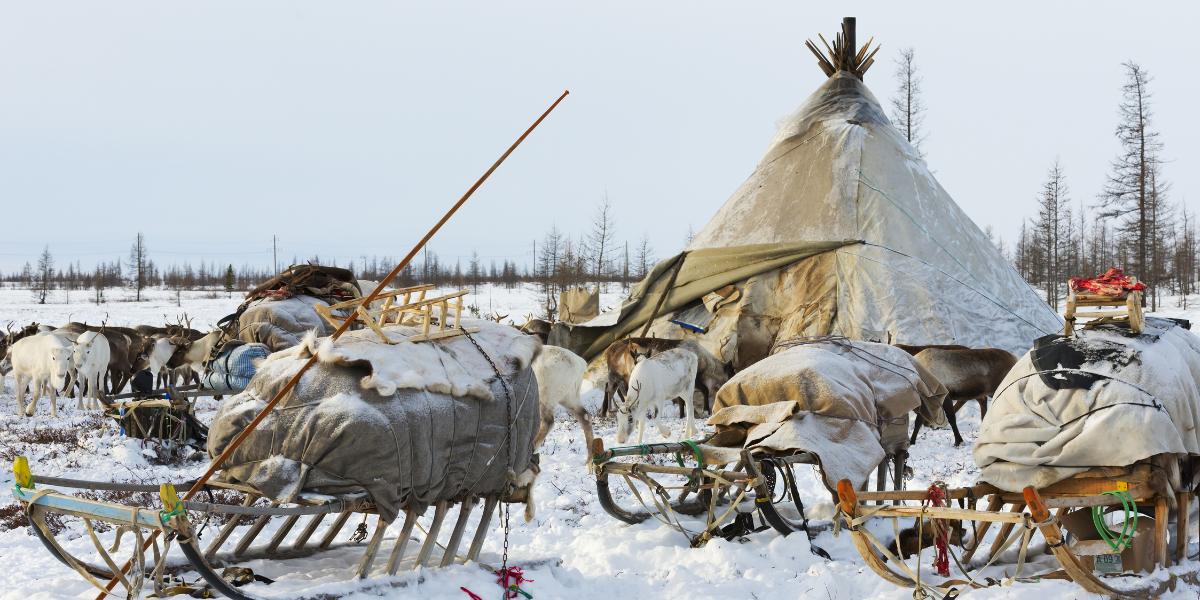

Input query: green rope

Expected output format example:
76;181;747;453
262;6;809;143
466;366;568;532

673;440;705;471
1092;491;1138;552
160;505;186;525
507;585;532;599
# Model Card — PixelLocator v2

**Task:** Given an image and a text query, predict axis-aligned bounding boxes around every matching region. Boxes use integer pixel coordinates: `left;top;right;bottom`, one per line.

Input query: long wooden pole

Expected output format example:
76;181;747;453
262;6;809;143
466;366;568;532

94;90;569;599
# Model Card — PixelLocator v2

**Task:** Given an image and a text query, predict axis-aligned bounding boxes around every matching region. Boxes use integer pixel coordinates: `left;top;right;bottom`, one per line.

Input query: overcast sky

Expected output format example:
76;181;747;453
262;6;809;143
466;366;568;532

1;2;1196;274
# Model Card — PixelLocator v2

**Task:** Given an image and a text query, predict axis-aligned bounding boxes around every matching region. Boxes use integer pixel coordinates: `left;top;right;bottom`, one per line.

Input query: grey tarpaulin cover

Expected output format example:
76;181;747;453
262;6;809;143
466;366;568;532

975;318;1200;495
700;339;947;493
234;295;345;353
207;320;542;523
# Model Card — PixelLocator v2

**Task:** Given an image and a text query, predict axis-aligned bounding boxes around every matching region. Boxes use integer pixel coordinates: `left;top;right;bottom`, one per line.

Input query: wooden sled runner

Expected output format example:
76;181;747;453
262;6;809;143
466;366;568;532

12;457;512;600
591;438;827;547
838;466;1200;598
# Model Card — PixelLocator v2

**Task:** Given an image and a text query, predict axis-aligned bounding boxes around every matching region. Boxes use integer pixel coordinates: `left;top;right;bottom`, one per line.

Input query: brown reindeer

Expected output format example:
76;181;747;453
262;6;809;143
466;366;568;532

603;337;733;418
886;518;967;560
894;343;968;356
516;314;553;344
908;348;1019;446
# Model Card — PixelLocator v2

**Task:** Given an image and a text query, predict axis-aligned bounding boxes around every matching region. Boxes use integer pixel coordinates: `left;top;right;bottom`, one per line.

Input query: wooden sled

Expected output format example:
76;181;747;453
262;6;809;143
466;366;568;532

313;284;480;344
12;457;513;600
1065;289;1145;336
838;466;1200;598
590;438;825;546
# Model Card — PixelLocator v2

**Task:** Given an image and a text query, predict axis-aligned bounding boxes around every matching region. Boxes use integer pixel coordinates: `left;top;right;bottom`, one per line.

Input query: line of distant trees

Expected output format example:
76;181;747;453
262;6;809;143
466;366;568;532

5;195;670;312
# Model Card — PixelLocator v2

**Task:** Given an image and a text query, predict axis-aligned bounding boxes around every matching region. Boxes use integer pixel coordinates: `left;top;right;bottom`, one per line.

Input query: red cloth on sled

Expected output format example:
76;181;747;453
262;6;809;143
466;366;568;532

1068;268;1146;297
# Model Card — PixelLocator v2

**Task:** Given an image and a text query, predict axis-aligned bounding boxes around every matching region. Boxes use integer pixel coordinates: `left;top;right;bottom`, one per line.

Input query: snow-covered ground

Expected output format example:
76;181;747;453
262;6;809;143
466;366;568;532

3;284;1200;600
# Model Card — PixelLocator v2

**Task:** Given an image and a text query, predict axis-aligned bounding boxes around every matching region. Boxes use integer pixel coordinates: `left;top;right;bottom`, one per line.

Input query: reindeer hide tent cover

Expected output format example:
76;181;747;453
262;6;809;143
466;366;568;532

207;320;542;523
700;339;948;493
974;318;1200;497
553;71;1062;370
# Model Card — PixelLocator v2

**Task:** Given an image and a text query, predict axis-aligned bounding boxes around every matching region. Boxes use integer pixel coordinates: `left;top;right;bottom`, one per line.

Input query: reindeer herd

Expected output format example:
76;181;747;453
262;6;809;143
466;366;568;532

1;305;1020;460
0;316;223;418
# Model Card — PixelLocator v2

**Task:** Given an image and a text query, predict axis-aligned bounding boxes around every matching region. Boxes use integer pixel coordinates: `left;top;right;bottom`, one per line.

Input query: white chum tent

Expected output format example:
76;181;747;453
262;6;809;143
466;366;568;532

556;69;1062;366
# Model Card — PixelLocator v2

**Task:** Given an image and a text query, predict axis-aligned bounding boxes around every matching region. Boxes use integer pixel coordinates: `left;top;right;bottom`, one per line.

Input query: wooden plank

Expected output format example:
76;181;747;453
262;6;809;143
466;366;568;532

1156;496;1169;567
439;301;448;332
292;514;325;550
1037;478;1144;497
324;285;436;310
12;487;164;529
386;509;419;576
1071;310;1130;319
234;502;280;557
1179;492;1191;567
414;501;448;569
855;483;999;502
988;502;1026;563
319;511;354;550
206;493;260;558
355;516;390;579
440;495;477;567
854;505;1027;525
467;495;499;562
265;514;301;554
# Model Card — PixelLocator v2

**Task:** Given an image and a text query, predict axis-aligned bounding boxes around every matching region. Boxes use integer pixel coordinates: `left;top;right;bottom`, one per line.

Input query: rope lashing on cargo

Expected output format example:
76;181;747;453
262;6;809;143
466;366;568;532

1093;491;1138;552
990;369;1167;430
770;334;932;432
855;170;1042;321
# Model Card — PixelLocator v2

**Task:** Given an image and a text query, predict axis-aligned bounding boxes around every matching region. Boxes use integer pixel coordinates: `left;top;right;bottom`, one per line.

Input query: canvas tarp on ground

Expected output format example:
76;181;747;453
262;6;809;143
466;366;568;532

701;339;948;493
974;319;1200;496
558;71;1062;369
207;321;542;523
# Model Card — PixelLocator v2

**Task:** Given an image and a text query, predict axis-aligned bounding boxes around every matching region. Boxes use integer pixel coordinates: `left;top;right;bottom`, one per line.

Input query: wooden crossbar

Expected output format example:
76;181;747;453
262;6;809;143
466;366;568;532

314;288;478;344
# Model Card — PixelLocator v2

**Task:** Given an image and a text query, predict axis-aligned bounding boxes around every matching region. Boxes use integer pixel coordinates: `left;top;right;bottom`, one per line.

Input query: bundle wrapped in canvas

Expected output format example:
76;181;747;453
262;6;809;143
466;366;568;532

975;318;1200;496
201;342;271;391
207;321;543;522
701;338;947;493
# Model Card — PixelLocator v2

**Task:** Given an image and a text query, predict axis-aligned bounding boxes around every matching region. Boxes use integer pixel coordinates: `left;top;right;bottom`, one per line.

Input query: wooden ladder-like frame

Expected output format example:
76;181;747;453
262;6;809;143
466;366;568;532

1064;288;1144;336
313;284;480;344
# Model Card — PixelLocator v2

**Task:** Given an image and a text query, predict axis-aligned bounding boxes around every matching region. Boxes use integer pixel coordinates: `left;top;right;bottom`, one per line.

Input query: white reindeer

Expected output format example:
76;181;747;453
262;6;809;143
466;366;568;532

10;334;73;417
179;330;224;374
72;331;111;411
616;348;698;445
531;345;594;456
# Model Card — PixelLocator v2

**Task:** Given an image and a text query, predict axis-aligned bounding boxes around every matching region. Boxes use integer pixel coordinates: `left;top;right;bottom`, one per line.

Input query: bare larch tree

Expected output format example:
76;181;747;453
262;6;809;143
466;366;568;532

1097;62;1168;310
586;193;616;291
890;47;927;157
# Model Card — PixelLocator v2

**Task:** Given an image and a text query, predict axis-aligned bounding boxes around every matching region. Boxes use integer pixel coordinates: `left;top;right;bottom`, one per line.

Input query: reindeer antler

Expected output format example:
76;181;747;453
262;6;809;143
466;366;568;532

490;312;509;323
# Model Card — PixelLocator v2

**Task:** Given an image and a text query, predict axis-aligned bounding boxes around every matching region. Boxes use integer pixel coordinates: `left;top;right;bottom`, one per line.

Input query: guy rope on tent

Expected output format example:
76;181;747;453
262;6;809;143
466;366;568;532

11;89;569;600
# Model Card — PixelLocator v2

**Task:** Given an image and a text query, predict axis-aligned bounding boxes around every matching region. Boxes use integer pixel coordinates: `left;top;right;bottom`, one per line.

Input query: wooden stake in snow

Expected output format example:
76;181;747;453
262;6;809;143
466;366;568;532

94;89;570;600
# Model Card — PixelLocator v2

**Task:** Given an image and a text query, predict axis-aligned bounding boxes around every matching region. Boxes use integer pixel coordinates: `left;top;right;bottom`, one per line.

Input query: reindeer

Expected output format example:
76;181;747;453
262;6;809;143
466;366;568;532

604;337;733;418
1;322;42;393
531;345;595;458
63;321;136;395
908;348;1019;446
886;518;967;560
616;348;698;444
516;314;552;343
489;312;510;323
72;325;111;411
10;334;73;417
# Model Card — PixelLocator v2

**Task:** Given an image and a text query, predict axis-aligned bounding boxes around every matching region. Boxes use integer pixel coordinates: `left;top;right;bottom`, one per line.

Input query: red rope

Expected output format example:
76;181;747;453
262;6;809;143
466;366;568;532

496;566;533;599
924;484;950;577
461;588;484;600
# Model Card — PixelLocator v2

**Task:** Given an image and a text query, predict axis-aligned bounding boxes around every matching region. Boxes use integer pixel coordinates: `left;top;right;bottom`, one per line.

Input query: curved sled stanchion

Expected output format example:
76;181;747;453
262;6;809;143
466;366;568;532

596;474;649;525
1021;486;1196;599
26;504;121;579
